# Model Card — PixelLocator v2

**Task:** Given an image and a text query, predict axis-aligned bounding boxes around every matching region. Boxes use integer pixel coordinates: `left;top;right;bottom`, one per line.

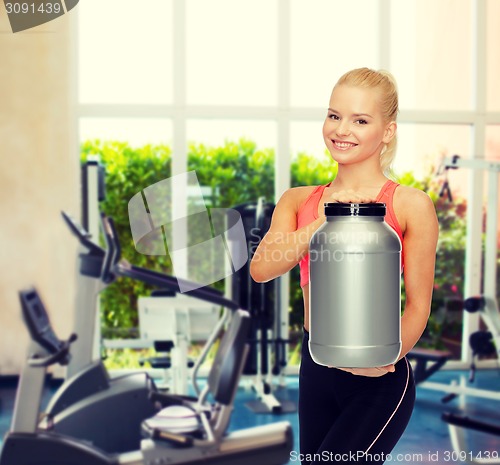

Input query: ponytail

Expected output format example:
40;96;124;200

380;135;397;177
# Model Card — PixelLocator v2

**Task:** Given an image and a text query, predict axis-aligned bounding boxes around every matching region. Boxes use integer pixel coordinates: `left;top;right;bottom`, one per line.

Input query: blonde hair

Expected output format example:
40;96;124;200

335;67;399;176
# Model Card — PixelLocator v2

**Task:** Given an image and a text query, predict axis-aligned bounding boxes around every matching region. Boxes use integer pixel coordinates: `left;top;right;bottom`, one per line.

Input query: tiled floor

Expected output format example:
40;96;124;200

1;369;499;464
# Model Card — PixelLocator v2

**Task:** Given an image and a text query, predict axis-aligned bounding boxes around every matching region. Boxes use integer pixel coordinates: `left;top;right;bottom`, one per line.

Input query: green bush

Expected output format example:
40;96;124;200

393;170;468;350
81;140;173;336
82;139;472;352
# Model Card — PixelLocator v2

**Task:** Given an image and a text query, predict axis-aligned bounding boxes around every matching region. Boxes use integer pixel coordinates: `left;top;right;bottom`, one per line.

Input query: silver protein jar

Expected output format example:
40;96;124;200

308;202;402;368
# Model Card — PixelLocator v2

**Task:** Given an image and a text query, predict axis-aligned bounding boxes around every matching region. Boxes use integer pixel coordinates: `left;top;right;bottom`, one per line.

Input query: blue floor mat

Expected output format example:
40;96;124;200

1;370;499;464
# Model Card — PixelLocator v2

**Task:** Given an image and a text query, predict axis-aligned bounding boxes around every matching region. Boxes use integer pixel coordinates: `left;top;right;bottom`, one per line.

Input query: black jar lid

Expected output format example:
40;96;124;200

324;202;386;217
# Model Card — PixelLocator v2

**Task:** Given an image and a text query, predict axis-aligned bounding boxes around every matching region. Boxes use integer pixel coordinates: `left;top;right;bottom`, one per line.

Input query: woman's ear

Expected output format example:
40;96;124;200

382;121;397;144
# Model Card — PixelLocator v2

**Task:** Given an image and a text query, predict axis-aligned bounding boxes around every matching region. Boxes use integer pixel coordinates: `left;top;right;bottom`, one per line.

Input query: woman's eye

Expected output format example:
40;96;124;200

356;119;368;125
329;114;340;120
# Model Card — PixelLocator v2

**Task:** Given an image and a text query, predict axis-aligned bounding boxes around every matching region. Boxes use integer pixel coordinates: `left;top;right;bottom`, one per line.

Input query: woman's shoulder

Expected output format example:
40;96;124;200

394;184;434;204
278;185;320;207
393;184;437;229
281;186;319;202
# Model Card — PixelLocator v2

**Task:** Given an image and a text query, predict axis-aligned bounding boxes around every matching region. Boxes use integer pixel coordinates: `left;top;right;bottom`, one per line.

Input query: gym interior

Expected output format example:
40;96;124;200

1;1;500;464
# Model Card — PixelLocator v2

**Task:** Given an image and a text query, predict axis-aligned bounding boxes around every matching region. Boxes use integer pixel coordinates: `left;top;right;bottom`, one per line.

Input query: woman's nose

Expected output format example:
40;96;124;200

335;121;350;137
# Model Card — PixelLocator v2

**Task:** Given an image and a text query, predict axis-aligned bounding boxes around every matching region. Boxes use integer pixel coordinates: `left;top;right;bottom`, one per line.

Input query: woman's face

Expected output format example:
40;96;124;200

322;84;396;167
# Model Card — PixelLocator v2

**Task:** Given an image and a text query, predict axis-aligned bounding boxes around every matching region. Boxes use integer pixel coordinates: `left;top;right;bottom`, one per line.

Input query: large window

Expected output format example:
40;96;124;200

77;0;500;365
390;0;473;111
186;0;278;106
78;0;174;105
289;0;379;108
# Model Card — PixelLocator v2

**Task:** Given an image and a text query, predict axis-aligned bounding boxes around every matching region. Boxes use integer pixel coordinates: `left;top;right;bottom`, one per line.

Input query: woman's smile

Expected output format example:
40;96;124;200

332;139;358;151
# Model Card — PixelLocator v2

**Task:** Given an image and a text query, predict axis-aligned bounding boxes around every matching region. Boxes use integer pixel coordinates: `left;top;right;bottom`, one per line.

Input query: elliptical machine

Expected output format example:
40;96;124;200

34;212;156;453
0;267;293;465
28;212;236;454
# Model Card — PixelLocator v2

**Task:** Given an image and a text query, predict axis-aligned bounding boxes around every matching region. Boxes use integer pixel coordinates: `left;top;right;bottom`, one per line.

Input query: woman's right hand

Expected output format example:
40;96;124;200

333;365;396;377
328;189;375;204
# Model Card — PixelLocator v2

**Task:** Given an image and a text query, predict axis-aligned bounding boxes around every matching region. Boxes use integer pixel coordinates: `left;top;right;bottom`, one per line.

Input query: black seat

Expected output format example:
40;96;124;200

407;347;452;384
442;412;500;436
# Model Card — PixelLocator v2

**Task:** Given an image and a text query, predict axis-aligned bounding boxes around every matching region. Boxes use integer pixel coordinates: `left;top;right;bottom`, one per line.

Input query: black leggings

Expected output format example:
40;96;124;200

298;330;415;464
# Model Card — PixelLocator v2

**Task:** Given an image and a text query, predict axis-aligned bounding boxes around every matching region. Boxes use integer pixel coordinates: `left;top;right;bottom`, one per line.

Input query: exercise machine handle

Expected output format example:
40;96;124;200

101;214;236;306
100;213;119;284
61;211;108;280
61;211;105;257
64;210;238;309
117;261;238;310
28;333;78;368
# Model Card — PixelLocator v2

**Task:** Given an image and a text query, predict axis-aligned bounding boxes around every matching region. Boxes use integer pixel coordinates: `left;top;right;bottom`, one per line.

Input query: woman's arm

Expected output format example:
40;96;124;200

398;189;439;360
250;188;325;283
250;186;377;283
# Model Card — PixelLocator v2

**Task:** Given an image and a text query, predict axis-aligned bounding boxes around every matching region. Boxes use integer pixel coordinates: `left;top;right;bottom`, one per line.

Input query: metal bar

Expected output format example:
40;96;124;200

172;0;188;278
420;381;500;402
378;0;390;69
443;156;500;172
10;343;47;433
484;170;498;300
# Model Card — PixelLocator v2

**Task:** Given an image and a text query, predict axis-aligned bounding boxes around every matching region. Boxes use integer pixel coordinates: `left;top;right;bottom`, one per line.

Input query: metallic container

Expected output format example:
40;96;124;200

308;202;402;368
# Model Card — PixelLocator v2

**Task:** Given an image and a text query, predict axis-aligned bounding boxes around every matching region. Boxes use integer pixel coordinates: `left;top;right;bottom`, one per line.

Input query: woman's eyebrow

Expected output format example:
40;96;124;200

327;108;373;118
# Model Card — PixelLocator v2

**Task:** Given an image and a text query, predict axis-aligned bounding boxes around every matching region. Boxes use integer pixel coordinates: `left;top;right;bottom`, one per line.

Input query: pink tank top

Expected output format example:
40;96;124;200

297;180;404;288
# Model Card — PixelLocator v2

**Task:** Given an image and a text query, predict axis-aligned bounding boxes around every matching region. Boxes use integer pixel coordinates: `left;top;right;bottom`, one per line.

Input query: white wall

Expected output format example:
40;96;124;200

0;12;79;374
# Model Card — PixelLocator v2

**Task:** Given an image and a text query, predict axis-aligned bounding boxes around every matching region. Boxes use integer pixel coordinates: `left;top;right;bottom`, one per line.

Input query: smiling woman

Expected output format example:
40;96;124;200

250;67;439;465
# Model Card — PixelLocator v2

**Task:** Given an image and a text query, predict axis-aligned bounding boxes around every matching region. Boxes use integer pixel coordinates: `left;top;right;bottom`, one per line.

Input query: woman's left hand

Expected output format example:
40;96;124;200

333;365;396;377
